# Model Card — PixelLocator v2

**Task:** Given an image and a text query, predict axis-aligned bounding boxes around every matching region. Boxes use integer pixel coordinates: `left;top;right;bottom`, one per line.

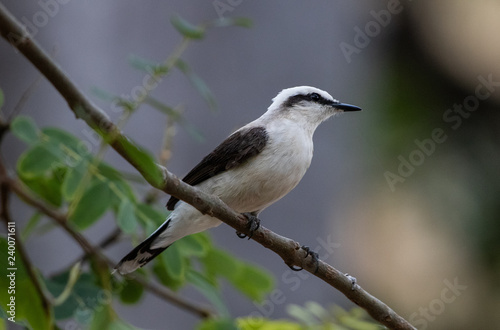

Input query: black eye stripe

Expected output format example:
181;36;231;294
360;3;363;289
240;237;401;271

283;92;335;108
306;93;336;106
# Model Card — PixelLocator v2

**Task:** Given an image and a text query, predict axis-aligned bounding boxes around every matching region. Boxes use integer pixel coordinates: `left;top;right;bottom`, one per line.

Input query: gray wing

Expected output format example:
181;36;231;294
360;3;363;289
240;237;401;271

166;126;268;210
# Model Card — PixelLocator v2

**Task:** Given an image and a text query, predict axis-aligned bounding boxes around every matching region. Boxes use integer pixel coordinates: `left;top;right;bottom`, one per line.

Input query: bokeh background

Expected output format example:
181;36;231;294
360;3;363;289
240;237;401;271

1;1;499;329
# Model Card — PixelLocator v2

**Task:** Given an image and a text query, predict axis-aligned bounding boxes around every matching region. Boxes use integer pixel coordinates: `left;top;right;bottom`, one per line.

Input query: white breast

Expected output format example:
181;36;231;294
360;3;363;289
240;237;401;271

200;119;314;214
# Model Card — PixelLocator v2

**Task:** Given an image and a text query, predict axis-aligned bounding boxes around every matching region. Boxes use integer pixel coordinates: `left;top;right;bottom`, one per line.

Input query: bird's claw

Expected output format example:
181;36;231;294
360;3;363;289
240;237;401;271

288;245;320;273
236;213;261;240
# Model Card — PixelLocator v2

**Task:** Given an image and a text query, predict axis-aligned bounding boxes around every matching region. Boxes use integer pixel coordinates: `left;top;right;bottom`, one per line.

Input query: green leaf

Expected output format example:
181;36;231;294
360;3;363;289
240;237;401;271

69;181;112;230
286;304;317;325
97;162;123;182
62;158;88;200
43;127;83;155
96;163;137;206
88;307;113;330
106;319;138;330
202;249;239;282
144;97;205;142
110;179;136;205
338;315;380;330
187;270;229;317
89;305;138;330
152;253;185;290
19;171;64;206
189;74;216;109
176;233;209;258
11;115;40;145
118;279;144;305
16;131;78;206
202;249;274;301
303;301;328;321
0;238;53;329
21;212;42;241
117;200;138;234
17;144;61;178
231;264;274;302
135;203;168;228
114;136;163;187
128;55;169;76
144;97;182;119
0;88;4;108
45;271;105;322
128;54;155;71
176;60;217;111
237;318;301;330
16;126;85;180
160;244;185;281
197;318;238;330
52;262;81;307
170;14;205;39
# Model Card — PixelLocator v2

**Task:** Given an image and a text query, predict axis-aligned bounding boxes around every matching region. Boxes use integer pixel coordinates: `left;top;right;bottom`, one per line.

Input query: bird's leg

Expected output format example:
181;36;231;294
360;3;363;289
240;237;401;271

288;245;320;273
236;212;261;240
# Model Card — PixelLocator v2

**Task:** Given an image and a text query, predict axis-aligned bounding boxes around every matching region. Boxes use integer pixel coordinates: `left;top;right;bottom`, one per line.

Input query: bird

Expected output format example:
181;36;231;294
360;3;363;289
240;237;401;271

114;86;361;275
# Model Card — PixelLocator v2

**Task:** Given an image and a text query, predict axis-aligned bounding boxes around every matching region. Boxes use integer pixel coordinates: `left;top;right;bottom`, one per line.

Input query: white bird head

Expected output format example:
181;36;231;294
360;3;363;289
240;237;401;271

266;86;361;130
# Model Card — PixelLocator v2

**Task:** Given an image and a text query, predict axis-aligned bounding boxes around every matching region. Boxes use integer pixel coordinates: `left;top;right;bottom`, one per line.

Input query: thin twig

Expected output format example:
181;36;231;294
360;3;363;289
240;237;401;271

96;227;123;250
49;228;122;278
8;50;48;121
159;115;177;167
0;4;414;329
0;116;9;141
131;275;214;319
145;112;178;204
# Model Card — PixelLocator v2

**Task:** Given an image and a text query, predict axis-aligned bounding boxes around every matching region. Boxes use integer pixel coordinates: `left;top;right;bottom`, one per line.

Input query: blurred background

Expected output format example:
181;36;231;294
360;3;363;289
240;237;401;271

1;0;499;329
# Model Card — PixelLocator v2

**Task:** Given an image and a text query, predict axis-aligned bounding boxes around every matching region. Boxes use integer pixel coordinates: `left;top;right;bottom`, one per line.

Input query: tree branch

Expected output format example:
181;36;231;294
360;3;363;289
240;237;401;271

0;4;415;329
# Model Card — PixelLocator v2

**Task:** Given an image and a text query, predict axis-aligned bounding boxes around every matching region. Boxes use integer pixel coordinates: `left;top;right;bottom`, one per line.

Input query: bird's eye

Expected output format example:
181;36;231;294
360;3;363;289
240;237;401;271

310;93;321;101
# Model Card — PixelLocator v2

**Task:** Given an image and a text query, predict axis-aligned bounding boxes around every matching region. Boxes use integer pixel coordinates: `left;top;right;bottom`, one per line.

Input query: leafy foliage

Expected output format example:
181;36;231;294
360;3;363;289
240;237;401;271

234;303;379;330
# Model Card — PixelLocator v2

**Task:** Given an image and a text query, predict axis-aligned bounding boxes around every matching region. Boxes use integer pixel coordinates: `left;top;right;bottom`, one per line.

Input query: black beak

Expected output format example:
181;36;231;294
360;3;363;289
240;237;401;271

334;103;362;112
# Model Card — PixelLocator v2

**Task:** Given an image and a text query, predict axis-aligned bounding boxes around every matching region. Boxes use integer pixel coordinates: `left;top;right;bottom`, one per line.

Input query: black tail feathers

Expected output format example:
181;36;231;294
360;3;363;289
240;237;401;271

114;220;171;274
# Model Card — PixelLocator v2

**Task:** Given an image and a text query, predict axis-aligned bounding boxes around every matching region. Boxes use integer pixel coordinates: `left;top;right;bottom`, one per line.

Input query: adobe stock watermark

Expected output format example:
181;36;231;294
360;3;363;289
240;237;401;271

241;235;340;327
7;0;72;48
384;73;499;192
6;222;17;323
339;0;413;64
409;277;467;329
212;0;243;19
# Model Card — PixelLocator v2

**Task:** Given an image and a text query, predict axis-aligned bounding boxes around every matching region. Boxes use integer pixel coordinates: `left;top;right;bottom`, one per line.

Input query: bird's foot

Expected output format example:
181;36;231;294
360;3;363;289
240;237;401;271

288;245;320;273
344;273;359;291
236;213;261;240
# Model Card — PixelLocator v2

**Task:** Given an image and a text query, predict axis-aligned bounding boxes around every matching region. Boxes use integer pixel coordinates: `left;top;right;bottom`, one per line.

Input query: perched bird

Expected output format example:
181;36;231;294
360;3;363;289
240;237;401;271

114;86;361;275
